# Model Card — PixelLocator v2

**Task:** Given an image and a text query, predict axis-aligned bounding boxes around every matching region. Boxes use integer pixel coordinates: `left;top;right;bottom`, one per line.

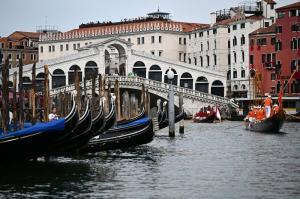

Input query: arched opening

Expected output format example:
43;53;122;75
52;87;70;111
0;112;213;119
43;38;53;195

133;61;146;78
241;84;246;90
36;73;45;92
22;76;31;90
233;85;238;91
105;43;127;75
85;61;98;80
180;72;193;89
195;76;208;93
211;80;224;97
52;69;66;89
68;65;82;84
164;68;178;85
148;65;162;82
227;70;231;80
119;63;126;76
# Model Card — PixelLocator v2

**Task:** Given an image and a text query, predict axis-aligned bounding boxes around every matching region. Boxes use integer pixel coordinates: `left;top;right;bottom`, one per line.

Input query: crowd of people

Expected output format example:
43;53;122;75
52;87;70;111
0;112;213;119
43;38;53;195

194;106;216;120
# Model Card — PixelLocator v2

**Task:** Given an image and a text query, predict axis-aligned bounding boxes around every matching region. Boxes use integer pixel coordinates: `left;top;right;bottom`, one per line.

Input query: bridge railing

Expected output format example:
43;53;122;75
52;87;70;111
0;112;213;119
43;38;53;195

50;75;238;108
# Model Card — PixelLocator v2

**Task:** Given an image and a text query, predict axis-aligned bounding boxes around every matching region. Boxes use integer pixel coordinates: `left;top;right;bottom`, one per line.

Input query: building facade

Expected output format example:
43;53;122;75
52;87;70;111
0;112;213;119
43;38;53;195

0;31;40;68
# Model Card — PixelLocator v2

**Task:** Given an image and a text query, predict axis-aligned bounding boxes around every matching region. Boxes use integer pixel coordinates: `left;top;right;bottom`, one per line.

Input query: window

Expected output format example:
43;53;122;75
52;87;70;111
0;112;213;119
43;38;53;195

265;22;270;27
1;43;4;48
228;54;231;65
66;44;69;51
233;36;237;46
31;54;34;61
241;70;245;78
228;40;231;48
128;38;131;43
276;26;282;33
241;23;245;29
233;25;237;30
213;54;217;65
179;53;182;61
85;43;88;46
183;53;186;62
214;40;217;49
213;29;217;34
201;43;203;51
250;39;255;46
242;51;245;62
241;35;245;45
8;53;12;60
49;45;51;52
60;45;63;51
151;36;155;43
276;40;282;51
207;55;210;66
16;54;20;60
233;71;237;78
291;38;298;50
159;36;162;43
291;24;299;32
151;51;155;55
137;38;140;44
207;41;209;50
183;38;186;45
189;34;191;39
188;58;191;64
194;33;197;38
258;38;267;45
179;37;182;44
250;55;254;65
228;27;231;33
194;57;197;65
141;37;145;44
73;44;76;50
200;56;203;66
270;4;274;10
271;73;276;80
271;37;276;45
207;30;210;36
159;51;162;56
199;32;203;37
40;46;43;53
277;12;285;19
234;52;237;63
22;53;25;60
77;43;80;48
290;10;297;17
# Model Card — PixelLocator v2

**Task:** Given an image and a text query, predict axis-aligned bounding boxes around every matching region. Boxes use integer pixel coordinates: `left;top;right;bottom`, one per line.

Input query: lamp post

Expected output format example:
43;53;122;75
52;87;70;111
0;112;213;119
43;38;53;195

167;68;175;137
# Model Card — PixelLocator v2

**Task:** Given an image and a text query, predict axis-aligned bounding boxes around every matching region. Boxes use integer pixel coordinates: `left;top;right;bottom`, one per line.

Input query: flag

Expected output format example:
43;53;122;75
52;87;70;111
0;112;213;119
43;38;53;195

216;106;221;121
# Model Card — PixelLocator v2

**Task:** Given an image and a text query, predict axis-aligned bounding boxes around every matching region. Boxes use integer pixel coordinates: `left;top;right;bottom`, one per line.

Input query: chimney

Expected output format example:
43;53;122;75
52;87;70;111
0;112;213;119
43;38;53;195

210;12;217;27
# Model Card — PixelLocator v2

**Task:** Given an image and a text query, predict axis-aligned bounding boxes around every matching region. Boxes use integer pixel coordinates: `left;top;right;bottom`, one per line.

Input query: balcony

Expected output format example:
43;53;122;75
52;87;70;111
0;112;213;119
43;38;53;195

264;62;275;70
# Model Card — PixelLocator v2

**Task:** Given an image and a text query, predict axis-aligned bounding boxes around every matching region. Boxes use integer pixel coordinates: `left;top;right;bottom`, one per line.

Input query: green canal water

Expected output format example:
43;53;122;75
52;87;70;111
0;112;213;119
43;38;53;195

0;121;299;198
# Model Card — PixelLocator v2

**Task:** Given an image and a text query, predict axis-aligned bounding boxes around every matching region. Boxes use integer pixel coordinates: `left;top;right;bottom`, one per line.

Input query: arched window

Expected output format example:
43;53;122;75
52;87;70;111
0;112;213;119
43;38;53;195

133;61;146;78
241;34;245;45
233;36;237;46
180;72;193;89
52;69;66;88
195;76;208;93
68;65;82;84
200;56;203;66
233;70;237;79
227;70;231;80
148;65;162;82
233;85;238;90
241;84;246;90
241;69;245;78
206;55;210;66
85;61;98;80
211;80;224;97
188;58;191;64
194;57;197;65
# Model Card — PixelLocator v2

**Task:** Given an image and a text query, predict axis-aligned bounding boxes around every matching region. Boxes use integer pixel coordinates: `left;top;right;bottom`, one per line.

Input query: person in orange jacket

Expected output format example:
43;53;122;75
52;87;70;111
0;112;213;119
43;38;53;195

264;95;272;118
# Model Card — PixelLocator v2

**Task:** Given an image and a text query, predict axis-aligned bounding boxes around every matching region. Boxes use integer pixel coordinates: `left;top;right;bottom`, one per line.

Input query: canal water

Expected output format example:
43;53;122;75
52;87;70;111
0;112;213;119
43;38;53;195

0;121;299;198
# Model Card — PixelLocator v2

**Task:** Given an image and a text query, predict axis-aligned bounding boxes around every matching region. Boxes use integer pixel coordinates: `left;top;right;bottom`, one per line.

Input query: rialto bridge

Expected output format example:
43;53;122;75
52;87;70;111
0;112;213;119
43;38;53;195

9;37;238;114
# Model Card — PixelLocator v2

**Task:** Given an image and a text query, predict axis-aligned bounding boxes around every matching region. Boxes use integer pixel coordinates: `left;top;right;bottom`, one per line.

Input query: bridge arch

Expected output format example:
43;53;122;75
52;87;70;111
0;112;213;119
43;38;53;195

211;80;224;97
164;68;178;85
104;42;127;75
148;65;162;82
52;69;66;88
180;72;193;89
68;65;82;84
133;61;146;78
85;61;98;80
195;76;208;93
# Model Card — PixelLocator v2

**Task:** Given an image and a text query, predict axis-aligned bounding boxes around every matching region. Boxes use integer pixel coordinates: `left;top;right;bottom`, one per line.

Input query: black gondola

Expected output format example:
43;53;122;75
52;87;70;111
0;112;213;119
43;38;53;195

159;109;185;129
245;109;285;133
83;117;154;152
116;108;145;126
101;99;116;132
51;99;92;155
0;97;79;160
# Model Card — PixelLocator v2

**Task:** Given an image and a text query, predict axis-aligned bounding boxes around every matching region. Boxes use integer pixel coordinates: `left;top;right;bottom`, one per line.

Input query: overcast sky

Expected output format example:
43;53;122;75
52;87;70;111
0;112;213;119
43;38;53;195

0;0;297;36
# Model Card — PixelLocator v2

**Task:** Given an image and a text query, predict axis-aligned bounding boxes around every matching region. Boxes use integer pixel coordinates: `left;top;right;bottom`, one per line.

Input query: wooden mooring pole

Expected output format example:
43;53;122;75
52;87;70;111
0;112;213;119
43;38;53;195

31;62;36;124
1;58;9;133
13;72;18;130
115;79;121;121
179;93;184;134
18;58;24;128
43;65;50;122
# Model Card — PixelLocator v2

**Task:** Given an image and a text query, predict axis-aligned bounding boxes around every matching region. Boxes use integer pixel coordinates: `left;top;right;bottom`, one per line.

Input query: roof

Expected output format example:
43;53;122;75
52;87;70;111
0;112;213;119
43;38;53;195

263;0;276;4
8;31;41;40
276;2;300;11
249;24;276;35
69;19;207;34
